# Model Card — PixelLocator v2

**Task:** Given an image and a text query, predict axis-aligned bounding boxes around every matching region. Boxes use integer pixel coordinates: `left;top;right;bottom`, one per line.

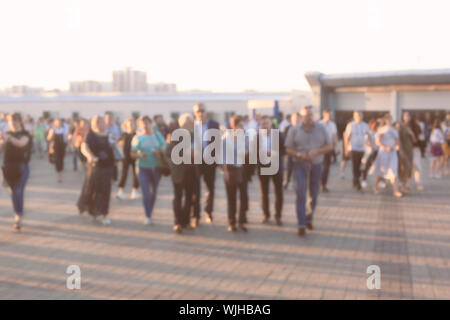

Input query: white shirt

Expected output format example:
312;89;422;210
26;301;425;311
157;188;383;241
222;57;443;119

247;119;259;130
418;122;425;141
345;121;370;152
279;119;291;133
319;120;337;143
376;125;398;149
430;129;444;144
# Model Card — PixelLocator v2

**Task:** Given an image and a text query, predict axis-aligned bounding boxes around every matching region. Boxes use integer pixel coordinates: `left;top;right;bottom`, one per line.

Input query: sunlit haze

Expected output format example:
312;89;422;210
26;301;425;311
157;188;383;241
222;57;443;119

1;0;450;92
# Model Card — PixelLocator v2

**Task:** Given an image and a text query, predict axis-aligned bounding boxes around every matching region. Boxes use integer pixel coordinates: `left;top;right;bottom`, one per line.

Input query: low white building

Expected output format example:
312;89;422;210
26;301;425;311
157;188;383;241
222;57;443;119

0;92;303;124
305;69;450;134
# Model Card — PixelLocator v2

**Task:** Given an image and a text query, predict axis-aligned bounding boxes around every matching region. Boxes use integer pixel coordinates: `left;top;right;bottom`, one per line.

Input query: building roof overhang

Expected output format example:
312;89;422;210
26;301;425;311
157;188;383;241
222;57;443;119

305;69;450;89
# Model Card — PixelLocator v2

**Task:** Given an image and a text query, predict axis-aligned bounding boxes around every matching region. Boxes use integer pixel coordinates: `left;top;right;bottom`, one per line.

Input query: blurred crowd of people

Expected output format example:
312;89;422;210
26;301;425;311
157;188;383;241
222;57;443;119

0;107;449;236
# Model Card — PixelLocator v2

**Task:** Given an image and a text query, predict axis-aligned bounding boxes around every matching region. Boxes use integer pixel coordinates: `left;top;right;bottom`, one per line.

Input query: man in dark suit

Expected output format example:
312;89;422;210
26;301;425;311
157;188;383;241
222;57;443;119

192;103;220;227
256;115;285;226
222;115;249;232
165;113;199;234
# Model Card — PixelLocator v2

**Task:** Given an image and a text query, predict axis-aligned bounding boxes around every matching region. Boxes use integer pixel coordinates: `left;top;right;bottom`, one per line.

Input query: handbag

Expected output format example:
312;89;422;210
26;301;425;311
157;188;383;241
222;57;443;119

155;150;171;176
154;133;171;176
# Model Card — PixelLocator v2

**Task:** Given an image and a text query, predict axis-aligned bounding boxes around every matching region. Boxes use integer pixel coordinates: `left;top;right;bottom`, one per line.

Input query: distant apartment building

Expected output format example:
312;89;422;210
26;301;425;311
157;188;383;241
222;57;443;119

70;80;103;94
148;82;177;94
112;67;148;93
5;85;44;96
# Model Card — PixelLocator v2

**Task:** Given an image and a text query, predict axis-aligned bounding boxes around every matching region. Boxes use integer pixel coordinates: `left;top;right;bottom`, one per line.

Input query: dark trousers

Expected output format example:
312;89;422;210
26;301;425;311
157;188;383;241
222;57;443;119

418;140;426;158
225;179;248;226
321;151;332;187
192;164;216;218
259;172;283;219
362;150;378;180
351;151;365;187
73;149;78;171
118;158;139;189
173;170;195;227
11;164;30;216
54;147;66;172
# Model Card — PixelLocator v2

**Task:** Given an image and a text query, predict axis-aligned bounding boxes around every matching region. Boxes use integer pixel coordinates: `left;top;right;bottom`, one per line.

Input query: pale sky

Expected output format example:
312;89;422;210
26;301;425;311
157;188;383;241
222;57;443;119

1;0;450;92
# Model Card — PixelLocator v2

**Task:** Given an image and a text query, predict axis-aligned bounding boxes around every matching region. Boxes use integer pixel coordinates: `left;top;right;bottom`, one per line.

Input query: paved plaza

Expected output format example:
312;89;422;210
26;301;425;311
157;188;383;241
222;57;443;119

0;156;449;300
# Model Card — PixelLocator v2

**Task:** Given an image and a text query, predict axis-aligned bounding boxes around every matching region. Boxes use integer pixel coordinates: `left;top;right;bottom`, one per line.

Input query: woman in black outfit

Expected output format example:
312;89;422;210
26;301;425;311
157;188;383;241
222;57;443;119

47;118;67;183
77;115;115;225
0;113;32;231
116;117;139;200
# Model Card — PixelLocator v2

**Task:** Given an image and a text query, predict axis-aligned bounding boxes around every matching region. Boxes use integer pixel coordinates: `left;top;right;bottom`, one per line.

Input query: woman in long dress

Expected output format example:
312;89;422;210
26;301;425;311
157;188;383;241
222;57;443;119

77;115;115;225
371;114;403;198
396;113;416;192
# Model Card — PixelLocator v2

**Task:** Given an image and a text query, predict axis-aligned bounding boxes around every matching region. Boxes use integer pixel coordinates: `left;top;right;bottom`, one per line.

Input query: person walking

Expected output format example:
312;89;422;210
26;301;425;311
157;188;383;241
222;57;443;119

319;109;337;192
361;119;381;188
283;112;300;189
0;113;32;231
222;115;249;232
116;117;140;200
192;103;220;226
153;114;169;139
441;114;450;175
397;113;416;192
77;116;115;225
68;119;79;172
47;118;68;183
404;112;424;191
105;113;121;181
257;115;285;226
72;118;89;171
165;113;199;233
344;111;373;191
131;116;167;225
371;114;403;198
285;106;333;237
33;117;46;159
417;116;427;158
429;119;445;179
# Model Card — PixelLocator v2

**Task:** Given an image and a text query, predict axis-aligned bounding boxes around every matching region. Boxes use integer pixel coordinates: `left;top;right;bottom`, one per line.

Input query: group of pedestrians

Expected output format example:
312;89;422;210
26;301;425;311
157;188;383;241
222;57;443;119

338;110;450;197
0;107;449;237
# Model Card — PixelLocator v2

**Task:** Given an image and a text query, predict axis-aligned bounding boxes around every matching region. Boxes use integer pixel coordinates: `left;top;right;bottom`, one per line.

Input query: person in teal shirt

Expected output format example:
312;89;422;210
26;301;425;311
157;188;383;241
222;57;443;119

131;116;167;225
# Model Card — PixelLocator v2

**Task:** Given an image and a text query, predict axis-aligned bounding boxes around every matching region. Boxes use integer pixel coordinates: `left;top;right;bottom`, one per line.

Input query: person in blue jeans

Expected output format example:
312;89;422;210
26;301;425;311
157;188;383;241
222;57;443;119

131;116;167;225
0;113;32;231
285;106;333;237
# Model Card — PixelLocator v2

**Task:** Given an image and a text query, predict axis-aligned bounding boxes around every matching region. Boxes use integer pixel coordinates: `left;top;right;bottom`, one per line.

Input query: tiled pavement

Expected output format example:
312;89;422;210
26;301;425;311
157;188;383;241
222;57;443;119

0;156;449;299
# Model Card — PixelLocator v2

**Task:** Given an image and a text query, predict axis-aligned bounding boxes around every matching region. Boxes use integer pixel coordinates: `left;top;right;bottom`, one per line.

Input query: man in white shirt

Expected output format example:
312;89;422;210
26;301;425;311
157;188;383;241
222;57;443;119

319;109;337;192
344;111;373;191
279;114;292;133
247;113;260;131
